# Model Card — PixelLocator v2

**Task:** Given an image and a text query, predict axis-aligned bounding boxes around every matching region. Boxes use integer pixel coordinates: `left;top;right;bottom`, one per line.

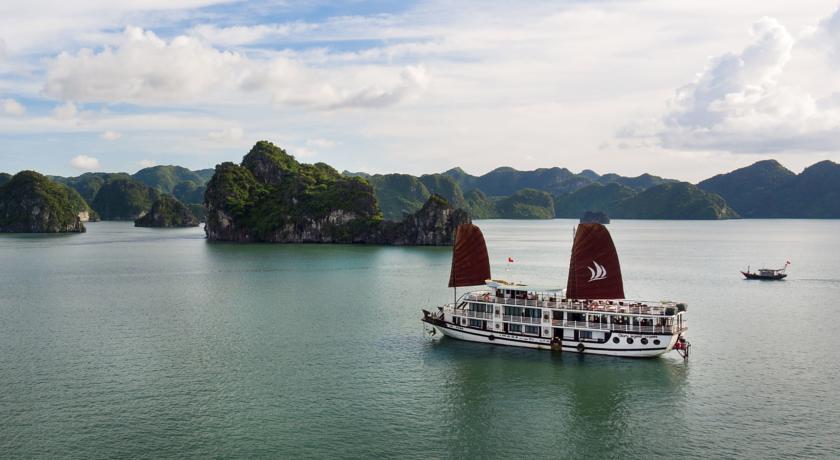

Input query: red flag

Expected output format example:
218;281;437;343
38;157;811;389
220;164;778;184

508;257;514;263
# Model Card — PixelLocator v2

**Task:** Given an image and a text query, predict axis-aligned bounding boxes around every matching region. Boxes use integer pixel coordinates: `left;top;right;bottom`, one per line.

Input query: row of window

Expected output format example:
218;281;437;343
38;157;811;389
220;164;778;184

460;317;663;346
611;337;661;346
503;306;541;318
507;324;540;335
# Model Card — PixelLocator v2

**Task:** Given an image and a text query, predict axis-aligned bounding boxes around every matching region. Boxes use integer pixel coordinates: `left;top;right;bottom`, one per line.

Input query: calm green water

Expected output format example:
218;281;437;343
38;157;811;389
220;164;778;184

1;220;838;458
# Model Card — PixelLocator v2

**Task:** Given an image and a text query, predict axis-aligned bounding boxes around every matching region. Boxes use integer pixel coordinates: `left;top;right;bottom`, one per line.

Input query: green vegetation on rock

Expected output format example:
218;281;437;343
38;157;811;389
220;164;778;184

494;188;555;219
464;189;496;219
135;195;199;228
51;172;132;204
0;173;11;187
133;165;211;193
0;171;85;233
172;181;206;204
554;183;636;218
92;178;160;220
206;141;382;242
366;174;430;220
698;159;840;218
611;182;739;220
698;160;796;217
205;141;467;244
418;174;468;210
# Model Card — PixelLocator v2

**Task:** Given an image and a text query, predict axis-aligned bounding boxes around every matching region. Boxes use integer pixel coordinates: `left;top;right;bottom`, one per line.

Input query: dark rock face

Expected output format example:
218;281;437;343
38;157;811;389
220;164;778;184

134;195;199;228
376;195;470;245
0;171;85;233
204;141;468;245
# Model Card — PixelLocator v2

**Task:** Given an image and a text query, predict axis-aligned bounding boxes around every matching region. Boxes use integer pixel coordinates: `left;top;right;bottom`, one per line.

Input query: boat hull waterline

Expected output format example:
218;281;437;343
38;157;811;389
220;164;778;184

426;320;679;358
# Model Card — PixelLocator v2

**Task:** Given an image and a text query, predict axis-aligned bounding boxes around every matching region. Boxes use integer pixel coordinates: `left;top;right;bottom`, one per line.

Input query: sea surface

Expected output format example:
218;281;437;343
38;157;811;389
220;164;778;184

1;220;839;458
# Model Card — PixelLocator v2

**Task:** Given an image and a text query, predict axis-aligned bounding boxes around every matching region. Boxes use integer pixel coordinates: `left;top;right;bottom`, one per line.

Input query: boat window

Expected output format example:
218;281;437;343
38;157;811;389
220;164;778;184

653;339;661;345
508;324;522;333
468;319;482;328
626;337;634;344
523;325;540;335
580;331;592;340
612;337;620;344
525;308;541;318
641;338;648;345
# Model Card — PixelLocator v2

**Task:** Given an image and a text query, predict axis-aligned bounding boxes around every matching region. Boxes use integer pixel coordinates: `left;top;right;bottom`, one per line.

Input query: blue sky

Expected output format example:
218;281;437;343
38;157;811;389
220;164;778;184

2;0;840;180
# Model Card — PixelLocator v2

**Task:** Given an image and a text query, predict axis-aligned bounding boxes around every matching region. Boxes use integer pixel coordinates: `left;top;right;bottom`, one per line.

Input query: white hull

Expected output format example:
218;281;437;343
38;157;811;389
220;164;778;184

432;321;678;358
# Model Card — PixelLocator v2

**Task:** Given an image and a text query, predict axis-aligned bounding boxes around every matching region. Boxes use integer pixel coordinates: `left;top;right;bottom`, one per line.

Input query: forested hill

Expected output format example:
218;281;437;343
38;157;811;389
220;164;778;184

4;155;838;227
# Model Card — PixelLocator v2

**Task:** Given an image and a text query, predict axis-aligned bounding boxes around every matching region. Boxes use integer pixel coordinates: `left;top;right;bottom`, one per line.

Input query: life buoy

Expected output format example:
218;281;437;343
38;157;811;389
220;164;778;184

577;343;585;353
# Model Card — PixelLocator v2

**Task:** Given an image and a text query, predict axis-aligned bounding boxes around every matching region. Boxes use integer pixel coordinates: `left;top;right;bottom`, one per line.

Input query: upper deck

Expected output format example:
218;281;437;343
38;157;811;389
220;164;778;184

472;280;686;317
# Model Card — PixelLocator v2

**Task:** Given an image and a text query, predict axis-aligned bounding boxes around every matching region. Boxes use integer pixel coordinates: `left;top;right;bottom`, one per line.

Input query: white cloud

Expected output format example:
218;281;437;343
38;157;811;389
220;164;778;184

43;26;428;109
306;138;336;149
207;126;244;142
52;101;78;120
189;22;317;47
808;5;840;64
137;159;156;168
291;146;316;158
70;154;100;171
0;37;6;61
2;98;25;115
4;1;840;180
640;15;840;153
100;130;121;140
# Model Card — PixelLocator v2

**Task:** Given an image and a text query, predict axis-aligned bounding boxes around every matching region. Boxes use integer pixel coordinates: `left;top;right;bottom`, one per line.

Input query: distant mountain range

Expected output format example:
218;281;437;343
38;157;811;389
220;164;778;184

3;156;839;224
347;165;736;220
697;159;840;218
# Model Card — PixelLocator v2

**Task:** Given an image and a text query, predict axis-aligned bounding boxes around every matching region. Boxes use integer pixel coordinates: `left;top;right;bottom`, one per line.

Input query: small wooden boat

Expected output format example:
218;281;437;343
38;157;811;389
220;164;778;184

741;262;789;280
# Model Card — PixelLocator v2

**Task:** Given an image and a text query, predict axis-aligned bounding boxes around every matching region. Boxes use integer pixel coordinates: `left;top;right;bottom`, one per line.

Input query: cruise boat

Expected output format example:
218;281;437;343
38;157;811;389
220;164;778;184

422;223;690;358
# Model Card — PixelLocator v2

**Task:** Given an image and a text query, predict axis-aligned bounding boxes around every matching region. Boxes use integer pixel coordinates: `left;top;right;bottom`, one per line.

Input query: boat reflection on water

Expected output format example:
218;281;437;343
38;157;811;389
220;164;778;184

427;339;689;458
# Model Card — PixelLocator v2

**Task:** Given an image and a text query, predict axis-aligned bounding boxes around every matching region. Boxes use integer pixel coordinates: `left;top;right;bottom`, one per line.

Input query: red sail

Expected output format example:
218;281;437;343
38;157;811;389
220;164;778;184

448;224;491;287
565;223;625;299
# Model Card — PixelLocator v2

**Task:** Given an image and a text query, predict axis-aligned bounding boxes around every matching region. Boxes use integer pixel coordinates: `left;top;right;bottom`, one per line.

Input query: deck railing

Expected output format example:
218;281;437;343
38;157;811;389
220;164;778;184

462;293;677;316
501;315;541;325
450;310;688;334
453;310;494;320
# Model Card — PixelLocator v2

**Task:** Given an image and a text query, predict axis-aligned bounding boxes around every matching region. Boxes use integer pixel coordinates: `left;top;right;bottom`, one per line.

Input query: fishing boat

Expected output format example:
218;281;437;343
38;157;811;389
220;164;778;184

741;262;789;280
421;223;690;358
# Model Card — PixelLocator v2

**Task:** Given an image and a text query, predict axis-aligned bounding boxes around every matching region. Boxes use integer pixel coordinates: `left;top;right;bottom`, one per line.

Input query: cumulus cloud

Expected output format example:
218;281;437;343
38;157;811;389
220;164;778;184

0;37;6;61
644;16;840;153
52;101;78;120
2;98;25;115
100;130;122;140
43;26;428;109
208;126;244;142
70;154;100;171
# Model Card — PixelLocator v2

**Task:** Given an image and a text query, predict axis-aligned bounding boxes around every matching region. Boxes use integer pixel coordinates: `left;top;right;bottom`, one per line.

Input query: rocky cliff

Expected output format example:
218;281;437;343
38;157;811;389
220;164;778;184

375;194;470;245
0;171;86;233
134;195;199;228
205;141;468;244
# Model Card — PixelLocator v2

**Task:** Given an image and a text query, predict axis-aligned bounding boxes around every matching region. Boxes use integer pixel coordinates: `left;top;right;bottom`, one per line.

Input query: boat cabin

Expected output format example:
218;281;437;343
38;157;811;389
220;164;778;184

451;280;687;344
